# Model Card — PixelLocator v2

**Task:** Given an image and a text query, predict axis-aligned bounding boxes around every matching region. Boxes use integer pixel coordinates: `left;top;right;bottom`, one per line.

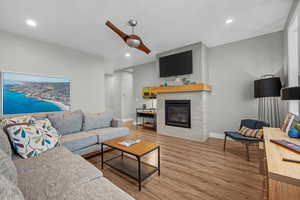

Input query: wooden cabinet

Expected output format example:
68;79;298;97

262;128;300;199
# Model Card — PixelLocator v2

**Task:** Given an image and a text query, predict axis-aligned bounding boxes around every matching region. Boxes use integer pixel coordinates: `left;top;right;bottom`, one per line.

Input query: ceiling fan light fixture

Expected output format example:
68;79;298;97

126;38;141;48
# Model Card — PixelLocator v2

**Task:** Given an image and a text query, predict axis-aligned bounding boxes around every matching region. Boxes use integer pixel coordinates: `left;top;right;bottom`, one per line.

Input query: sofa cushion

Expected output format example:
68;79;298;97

6;119;61;159
83;112;113;131
48;110;83;135
60;131;98;152
31;113;48;120
13;146;74;174
17;154;103;200
98;127;129;142
55;177;134;200
73;144;101;155
0;149;17;185
0;175;24;200
0;127;12;157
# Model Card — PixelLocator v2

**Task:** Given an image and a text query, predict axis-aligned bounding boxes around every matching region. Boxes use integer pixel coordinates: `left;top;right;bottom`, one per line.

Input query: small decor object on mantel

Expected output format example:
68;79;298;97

281;113;296;133
182;77;191;85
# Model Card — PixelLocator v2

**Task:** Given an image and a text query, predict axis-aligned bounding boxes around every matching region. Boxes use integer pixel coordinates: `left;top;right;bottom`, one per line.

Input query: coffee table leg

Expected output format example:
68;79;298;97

137;156;141;191
158;147;160;176
101;143;104;169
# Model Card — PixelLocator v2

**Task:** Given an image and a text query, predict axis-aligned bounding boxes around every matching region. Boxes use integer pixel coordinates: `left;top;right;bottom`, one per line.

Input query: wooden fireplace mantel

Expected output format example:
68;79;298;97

150;83;212;94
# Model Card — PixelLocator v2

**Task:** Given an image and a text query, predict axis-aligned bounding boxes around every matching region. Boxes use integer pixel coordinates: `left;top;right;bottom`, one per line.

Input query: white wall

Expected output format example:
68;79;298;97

120;71;134;120
208;31;284;134
105;70;134;120
0;31;110;113
105;74;115;113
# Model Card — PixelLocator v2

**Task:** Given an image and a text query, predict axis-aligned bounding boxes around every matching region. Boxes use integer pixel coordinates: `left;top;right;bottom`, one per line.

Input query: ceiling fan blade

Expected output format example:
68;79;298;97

137;42;151;54
105;20;128;40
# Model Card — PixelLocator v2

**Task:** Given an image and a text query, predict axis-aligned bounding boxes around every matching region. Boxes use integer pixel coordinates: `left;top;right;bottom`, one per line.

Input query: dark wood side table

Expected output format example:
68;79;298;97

101;137;160;191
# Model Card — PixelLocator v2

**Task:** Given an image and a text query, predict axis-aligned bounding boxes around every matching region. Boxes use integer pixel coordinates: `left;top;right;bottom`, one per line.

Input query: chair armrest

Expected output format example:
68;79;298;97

111;119;123;127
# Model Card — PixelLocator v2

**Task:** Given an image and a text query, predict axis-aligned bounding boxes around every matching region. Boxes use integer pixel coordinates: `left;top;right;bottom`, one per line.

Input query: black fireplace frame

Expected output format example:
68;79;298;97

165;100;191;128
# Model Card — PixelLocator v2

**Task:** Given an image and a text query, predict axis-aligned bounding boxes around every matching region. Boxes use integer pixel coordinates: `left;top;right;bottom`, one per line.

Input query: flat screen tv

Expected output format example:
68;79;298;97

159;50;193;77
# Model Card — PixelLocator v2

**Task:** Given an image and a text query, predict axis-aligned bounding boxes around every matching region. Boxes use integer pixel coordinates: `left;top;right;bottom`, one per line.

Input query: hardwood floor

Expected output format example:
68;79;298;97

86;127;264;200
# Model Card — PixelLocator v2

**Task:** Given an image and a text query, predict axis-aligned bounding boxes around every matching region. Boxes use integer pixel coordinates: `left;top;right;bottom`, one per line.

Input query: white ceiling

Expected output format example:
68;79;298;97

0;0;293;69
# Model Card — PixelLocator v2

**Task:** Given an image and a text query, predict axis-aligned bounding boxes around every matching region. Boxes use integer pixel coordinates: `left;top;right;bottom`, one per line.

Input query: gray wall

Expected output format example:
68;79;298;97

0;31;110;113
208;31;284;134
131;31;284;136
133;62;159;109
283;0;300;116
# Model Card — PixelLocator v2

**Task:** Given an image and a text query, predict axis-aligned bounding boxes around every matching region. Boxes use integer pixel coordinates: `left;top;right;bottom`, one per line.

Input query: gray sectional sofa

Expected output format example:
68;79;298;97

0;110;134;200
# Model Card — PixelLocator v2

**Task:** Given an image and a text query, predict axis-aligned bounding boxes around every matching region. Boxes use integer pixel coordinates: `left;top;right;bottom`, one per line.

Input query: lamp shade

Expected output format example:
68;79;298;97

281;87;300;100
254;77;282;98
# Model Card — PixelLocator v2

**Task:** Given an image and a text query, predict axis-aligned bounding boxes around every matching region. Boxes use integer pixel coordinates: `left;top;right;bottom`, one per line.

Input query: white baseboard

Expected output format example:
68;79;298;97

122;118;134;122
209;132;224;139
209;132;233;140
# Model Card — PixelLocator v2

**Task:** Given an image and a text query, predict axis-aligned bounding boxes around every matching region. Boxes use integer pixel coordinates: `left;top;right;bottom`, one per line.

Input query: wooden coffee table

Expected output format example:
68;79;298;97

101;137;160;191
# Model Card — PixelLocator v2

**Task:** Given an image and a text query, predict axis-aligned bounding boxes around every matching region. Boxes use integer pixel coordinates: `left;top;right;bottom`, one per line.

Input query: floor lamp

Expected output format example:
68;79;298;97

254;75;282;127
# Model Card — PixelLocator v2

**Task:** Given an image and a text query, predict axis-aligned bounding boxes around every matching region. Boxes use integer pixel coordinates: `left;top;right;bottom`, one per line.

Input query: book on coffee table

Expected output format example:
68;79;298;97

118;139;141;147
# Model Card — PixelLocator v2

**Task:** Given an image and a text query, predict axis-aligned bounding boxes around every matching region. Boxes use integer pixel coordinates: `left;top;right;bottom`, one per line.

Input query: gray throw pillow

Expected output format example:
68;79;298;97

0;175;24;200
0;149;17;185
0;128;12;158
83;112;113;131
48;110;83;135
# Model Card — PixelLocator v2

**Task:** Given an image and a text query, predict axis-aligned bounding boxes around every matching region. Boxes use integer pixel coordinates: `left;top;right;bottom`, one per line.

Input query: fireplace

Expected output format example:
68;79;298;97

165;100;191;128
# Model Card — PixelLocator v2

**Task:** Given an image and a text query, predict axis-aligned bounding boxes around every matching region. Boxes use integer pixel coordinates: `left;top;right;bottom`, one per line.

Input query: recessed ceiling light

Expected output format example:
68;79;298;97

225;18;234;24
125;52;131;57
26;19;37;27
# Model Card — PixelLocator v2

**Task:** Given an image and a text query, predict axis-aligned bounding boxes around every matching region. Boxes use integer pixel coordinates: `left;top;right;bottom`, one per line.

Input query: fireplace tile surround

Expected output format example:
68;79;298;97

156;91;208;142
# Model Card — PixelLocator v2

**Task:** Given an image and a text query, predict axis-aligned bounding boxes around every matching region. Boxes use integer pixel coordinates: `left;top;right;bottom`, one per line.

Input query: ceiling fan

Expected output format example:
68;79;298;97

105;19;151;54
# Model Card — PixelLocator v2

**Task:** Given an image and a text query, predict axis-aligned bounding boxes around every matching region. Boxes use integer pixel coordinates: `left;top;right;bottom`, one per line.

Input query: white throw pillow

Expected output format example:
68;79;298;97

6;119;61;159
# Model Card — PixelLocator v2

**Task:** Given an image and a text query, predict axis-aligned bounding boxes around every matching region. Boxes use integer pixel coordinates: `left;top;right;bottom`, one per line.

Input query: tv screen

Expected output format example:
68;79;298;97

159;50;193;77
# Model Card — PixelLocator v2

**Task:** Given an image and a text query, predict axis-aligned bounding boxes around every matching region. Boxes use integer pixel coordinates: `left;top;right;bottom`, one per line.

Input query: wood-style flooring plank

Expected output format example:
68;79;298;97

86;127;264;200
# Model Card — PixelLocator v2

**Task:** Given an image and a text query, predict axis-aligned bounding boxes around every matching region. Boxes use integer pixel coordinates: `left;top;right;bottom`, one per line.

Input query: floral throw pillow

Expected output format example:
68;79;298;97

5;119;61;159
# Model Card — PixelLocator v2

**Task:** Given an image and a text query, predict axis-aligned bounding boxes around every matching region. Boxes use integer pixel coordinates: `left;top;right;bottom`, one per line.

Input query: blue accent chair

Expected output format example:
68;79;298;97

224;119;270;161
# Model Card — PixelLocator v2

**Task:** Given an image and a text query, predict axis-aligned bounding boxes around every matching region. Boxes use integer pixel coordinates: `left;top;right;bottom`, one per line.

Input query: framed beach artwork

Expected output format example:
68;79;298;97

1;72;71;115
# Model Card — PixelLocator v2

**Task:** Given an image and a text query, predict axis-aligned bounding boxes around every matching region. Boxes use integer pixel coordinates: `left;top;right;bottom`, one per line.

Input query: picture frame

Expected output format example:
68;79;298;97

1;71;71;115
281;112;297;133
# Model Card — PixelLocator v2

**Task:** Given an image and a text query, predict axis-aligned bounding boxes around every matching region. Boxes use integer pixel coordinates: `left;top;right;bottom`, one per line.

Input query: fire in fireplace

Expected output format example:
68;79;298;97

165;100;191;128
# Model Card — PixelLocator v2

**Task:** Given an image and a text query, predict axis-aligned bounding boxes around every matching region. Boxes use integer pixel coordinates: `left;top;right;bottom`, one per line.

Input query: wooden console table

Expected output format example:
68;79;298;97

136;108;156;130
262;128;300;199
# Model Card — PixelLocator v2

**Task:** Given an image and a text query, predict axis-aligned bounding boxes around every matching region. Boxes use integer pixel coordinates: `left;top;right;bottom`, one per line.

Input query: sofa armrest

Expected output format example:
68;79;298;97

111;119;123;127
